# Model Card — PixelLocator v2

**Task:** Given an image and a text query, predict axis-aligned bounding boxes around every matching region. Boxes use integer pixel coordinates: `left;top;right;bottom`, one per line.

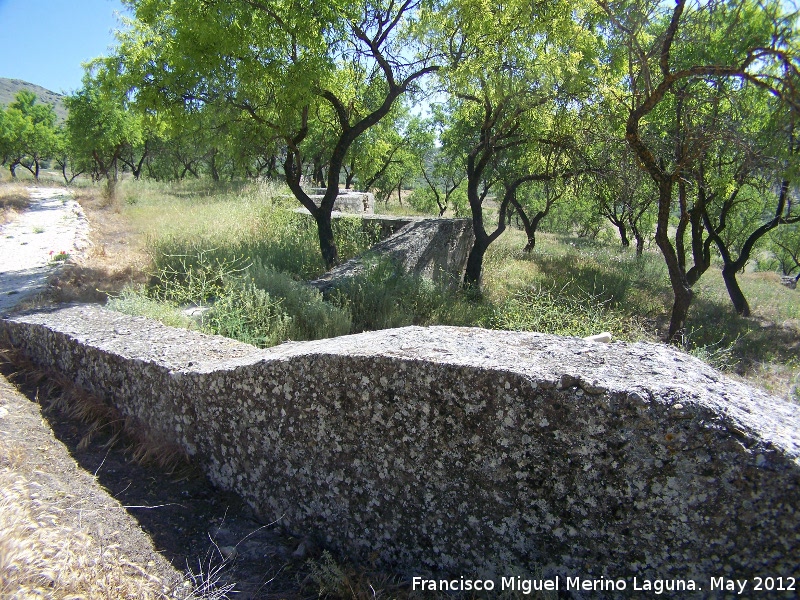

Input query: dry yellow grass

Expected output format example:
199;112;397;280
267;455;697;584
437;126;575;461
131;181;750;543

0;184;30;225
1;346;190;475
0;350;206;599
0;471;172;600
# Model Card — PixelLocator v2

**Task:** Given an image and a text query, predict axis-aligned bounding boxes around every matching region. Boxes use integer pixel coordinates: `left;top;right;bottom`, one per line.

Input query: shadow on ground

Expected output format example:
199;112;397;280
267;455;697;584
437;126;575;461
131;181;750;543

0;361;314;599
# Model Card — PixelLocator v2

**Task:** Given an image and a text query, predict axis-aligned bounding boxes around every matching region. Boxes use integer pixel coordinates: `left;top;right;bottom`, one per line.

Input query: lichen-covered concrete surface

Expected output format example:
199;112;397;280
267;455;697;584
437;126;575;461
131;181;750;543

311;218;474;292
2;305;799;584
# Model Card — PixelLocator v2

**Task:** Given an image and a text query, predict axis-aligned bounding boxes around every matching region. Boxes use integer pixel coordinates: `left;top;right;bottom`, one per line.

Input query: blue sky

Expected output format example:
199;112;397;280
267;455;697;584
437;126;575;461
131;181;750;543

0;0;129;95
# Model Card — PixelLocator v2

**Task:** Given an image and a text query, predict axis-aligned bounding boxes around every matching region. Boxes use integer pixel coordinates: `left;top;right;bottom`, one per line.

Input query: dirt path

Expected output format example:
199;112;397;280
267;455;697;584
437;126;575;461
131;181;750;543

0;187;90;315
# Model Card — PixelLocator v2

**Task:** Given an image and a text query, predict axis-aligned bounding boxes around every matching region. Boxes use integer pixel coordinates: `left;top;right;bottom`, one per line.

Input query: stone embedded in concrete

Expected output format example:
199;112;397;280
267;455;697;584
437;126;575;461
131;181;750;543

311;218;474;293
2;304;799;583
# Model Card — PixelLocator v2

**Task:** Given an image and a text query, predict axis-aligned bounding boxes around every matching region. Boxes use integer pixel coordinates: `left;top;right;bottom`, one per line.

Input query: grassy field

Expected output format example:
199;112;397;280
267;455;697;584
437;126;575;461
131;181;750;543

1;175;798;600
74;177;797;403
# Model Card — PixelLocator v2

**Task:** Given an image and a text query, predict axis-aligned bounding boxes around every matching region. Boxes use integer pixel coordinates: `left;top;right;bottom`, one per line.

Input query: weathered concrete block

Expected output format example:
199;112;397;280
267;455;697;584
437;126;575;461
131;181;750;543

2;305;799;586
306;191;375;214
311;218;474;292
780;275;797;289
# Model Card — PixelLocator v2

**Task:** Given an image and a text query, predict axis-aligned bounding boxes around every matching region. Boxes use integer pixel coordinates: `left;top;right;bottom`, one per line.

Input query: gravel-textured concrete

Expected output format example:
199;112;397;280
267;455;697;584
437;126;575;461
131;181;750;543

307;191;375;214
2;305;799;584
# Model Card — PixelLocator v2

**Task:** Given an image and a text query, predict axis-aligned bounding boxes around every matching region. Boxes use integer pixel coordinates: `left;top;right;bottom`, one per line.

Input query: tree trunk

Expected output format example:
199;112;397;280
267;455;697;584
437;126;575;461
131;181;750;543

653;180;694;341
617;222;630;247
266;155;277;179
314;210;339;269
210;152;220;182
463;235;489;288
105;174;118;200
519;209;545;253
722;265;751;317
313;159;325;187
666;283;693;342
630;220;645;256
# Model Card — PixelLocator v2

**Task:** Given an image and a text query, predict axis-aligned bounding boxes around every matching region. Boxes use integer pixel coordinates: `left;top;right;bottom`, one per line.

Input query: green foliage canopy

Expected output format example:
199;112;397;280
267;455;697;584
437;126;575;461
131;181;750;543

0;90;59;180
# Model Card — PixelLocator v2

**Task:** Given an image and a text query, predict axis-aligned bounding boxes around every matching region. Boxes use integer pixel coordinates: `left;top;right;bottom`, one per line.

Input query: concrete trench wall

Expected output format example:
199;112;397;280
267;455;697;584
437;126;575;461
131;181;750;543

2;305;800;583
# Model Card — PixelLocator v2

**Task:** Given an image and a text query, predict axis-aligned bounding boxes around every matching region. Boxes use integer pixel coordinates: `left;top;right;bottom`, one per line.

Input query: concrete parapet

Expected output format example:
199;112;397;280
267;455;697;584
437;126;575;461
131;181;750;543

293;209;425;241
2;305;799;583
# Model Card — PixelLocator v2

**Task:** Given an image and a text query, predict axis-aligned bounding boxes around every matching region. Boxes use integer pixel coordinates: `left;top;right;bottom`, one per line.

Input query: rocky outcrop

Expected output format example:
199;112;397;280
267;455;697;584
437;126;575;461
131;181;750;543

2;305;799;585
311;218;474;292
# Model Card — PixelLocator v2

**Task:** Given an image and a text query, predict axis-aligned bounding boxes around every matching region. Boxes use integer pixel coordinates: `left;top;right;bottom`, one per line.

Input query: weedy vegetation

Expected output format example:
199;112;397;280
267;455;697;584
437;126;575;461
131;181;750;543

99;179;799;403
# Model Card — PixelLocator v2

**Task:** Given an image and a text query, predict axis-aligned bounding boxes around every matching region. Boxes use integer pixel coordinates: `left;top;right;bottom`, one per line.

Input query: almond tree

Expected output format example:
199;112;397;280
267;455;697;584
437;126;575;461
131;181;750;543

65;77;144;198
599;0;799;339
769;223;800;284
695;83;799;316
113;0;439;268
431;0;604;285
0;91;59;181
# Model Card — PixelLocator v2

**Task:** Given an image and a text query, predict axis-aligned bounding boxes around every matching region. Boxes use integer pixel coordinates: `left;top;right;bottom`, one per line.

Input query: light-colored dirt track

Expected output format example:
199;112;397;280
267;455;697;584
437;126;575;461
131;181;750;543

0;187;89;314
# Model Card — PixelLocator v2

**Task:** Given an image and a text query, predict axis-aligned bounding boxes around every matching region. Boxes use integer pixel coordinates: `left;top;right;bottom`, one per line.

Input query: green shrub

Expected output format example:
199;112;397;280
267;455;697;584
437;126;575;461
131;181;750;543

329;258;445;331
113;243;352;347
146;213;325;283
203;279;293;347
407;187;441;215
680;327;739;372
246;260;352;341
331;217;382;261
147;248;251;305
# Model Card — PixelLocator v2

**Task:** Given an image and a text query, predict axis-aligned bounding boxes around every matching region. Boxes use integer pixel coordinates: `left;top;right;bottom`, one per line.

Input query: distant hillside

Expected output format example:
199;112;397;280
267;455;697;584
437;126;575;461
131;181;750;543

0;78;67;122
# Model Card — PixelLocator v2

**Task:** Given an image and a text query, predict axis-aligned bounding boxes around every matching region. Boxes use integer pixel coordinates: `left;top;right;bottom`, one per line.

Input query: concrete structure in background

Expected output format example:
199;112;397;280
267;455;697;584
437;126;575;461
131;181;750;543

303;189;375;214
311;218;474;293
